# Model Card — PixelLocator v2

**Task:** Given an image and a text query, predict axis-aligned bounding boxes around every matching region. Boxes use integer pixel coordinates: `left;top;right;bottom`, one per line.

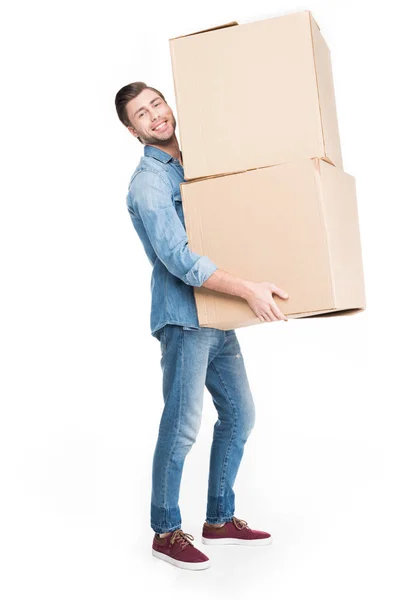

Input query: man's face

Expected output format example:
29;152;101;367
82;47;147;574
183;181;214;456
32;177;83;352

126;88;176;145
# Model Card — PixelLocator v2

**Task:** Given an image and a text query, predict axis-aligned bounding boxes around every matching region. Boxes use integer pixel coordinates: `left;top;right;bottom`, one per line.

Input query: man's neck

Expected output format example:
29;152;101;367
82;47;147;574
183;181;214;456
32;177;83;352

148;135;182;164
147;136;182;165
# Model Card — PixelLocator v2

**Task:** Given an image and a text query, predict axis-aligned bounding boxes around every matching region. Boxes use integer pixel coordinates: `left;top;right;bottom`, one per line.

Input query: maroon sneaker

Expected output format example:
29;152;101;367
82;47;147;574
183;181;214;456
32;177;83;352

152;528;211;570
202;516;272;546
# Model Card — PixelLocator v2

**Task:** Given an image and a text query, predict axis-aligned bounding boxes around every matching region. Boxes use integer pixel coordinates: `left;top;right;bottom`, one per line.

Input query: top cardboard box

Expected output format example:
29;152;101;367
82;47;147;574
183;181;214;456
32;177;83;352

169;10;343;180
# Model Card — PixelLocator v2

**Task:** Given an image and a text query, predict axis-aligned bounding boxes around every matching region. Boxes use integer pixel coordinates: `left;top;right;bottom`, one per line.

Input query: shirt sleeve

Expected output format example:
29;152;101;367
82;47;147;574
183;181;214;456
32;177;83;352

128;170;218;287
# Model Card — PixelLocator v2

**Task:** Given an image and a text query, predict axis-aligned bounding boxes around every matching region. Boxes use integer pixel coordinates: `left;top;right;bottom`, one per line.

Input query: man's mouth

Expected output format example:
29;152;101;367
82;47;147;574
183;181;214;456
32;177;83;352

152;121;168;132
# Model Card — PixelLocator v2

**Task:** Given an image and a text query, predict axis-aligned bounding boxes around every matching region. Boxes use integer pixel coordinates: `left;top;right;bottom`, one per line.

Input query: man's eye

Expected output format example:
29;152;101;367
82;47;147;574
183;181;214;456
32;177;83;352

138;113;144;118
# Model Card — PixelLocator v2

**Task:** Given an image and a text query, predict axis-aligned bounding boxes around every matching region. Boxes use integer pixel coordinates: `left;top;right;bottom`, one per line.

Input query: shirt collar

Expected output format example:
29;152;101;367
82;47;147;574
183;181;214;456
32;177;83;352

144;145;182;164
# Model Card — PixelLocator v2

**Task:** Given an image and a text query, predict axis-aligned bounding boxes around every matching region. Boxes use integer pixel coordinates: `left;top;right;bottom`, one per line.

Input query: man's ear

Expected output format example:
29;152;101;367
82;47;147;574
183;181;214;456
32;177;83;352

127;126;139;139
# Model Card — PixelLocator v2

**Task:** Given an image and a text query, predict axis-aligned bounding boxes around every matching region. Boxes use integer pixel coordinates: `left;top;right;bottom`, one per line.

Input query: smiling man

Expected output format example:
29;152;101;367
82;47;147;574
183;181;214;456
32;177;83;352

115;81;289;571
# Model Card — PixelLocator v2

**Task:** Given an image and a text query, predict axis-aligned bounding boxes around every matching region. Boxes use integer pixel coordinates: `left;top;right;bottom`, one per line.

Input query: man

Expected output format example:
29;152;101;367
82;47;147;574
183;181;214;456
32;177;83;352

115;81;289;570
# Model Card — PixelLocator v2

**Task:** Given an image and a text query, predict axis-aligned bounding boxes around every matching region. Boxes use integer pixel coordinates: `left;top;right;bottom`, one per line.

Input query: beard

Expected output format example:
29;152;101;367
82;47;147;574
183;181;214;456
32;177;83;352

140;116;176;146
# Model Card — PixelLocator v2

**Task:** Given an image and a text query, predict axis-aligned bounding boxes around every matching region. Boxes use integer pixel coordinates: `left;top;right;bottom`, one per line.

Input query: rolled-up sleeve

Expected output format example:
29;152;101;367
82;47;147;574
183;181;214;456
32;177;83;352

128;171;218;287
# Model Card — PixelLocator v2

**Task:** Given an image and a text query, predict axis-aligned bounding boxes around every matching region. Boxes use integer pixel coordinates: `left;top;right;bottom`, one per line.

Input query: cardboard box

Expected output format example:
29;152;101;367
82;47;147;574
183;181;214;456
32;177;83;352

170;10;343;180
181;158;366;330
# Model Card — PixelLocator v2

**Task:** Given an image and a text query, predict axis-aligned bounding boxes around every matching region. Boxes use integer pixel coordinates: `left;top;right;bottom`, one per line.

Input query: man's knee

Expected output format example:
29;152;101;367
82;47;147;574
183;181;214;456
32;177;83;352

178;418;202;450
242;401;256;438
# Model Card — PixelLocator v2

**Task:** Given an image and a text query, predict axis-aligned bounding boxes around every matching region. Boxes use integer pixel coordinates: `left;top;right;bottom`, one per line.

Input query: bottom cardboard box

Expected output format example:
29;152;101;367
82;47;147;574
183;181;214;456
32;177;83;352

181;158;366;330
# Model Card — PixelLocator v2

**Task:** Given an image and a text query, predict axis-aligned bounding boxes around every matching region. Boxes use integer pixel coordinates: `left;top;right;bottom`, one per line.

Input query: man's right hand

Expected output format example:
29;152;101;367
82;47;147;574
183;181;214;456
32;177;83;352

202;269;289;322
244;281;289;322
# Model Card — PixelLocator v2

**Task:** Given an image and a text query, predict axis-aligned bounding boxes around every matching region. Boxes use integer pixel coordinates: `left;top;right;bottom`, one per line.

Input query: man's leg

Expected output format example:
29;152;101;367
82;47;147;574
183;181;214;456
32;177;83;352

204;330;256;525
150;325;223;534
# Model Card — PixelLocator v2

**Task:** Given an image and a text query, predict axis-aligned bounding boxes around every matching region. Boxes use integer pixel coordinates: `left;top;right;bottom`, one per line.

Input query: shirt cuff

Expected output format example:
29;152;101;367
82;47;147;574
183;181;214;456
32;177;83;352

183;256;218;287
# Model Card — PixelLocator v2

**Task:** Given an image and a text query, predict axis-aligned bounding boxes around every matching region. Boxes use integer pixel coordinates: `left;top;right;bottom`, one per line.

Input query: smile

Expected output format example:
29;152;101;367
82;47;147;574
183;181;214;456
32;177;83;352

153;121;168;132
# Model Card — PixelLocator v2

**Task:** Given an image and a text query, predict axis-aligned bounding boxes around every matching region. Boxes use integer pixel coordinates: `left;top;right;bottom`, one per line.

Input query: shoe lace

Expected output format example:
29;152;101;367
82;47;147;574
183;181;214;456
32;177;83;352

170;529;195;549
232;516;249;530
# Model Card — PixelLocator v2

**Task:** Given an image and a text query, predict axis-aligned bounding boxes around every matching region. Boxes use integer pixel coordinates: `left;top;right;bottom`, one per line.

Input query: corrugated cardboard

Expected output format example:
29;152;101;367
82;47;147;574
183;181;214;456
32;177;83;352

180;158;366;330
170;10;343;180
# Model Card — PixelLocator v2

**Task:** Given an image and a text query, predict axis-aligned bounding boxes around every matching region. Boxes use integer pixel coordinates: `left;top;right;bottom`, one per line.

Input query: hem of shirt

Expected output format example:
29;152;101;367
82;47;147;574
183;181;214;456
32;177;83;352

151;322;201;340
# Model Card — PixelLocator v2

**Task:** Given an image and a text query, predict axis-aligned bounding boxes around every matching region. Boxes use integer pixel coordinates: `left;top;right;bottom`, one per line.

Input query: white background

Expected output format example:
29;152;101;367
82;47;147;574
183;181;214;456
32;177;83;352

1;0;399;597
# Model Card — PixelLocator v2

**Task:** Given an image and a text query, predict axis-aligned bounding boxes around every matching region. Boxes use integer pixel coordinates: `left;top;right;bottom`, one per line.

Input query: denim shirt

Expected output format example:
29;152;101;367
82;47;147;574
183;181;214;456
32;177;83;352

126;145;218;341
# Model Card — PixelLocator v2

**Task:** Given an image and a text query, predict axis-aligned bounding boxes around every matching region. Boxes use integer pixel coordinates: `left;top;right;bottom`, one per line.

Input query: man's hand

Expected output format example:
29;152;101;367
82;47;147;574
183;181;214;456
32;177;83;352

201;269;289;322
244;282;289;322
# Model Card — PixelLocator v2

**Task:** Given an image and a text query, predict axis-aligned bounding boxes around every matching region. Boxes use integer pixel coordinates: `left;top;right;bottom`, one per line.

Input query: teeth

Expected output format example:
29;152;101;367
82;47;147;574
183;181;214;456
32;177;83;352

154;121;167;131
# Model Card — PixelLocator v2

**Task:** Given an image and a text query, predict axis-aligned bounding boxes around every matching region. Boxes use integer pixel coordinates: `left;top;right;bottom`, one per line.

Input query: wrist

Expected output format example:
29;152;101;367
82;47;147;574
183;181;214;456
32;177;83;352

240;280;254;301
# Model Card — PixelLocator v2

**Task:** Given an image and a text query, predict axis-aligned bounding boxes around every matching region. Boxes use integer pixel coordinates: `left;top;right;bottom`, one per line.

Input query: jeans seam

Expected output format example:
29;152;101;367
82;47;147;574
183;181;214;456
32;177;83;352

161;328;184;521
209;360;237;515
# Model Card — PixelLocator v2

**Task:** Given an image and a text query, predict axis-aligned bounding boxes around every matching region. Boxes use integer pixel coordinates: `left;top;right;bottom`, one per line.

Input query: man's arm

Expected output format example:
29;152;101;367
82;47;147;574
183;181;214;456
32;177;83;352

129;170;217;287
201;268;251;300
203;269;289;322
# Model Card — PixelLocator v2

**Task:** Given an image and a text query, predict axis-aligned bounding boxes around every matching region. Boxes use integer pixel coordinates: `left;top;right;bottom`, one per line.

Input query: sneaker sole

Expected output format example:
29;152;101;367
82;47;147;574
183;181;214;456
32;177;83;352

152;549;211;570
201;536;273;546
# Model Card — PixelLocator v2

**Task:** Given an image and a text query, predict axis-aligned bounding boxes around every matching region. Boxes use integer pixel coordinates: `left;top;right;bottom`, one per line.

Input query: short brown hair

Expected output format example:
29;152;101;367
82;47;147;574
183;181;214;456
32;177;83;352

115;81;166;144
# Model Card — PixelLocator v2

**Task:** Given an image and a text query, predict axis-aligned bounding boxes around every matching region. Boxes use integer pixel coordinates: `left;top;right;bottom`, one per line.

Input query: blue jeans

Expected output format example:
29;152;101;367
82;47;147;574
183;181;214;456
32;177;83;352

151;325;256;534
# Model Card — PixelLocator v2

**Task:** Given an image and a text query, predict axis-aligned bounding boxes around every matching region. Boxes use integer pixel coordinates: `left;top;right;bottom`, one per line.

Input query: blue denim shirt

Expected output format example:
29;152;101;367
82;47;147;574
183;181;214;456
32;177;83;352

126;145;218;341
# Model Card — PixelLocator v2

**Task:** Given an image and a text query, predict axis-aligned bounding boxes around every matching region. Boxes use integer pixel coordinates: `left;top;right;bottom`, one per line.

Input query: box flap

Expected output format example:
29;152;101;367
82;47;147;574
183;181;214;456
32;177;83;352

309;12;343;168
317;161;366;310
307;10;321;31
170;21;238;41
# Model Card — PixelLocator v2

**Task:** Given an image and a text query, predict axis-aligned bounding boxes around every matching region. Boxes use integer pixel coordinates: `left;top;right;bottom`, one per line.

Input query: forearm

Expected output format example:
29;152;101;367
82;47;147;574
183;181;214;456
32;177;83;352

201;268;253;300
